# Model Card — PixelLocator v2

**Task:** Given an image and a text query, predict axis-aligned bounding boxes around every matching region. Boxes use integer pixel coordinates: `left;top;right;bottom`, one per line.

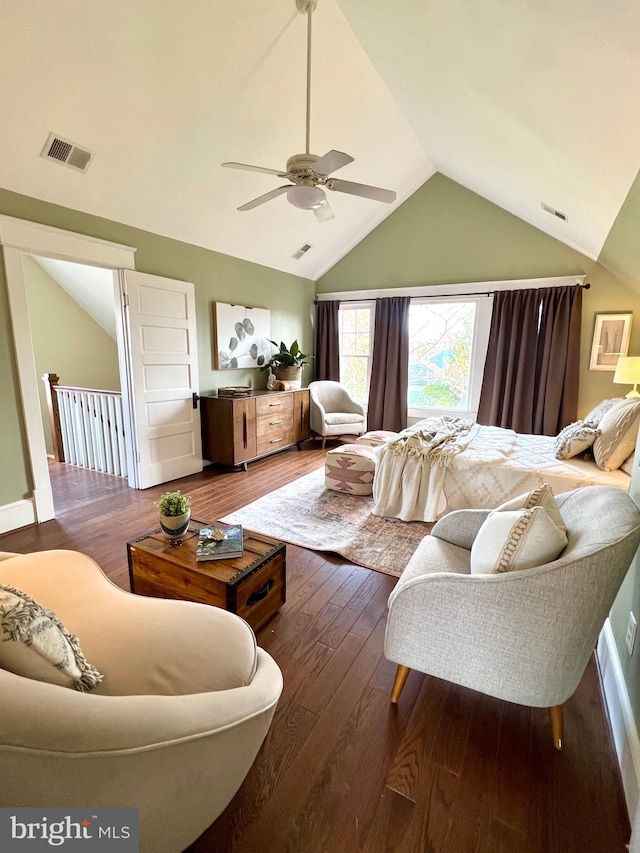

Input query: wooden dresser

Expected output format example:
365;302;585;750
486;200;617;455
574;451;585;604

201;388;310;469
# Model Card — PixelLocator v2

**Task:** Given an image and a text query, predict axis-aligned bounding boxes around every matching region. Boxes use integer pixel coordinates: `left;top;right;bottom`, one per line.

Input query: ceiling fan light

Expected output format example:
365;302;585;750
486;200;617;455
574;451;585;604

287;185;325;210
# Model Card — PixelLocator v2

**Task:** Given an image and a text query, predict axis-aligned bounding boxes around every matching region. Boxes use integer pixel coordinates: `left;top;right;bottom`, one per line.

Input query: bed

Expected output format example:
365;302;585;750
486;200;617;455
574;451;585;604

372;417;632;523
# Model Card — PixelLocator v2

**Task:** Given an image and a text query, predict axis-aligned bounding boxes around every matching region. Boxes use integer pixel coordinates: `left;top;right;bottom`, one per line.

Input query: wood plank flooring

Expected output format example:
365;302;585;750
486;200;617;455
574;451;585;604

0;443;631;853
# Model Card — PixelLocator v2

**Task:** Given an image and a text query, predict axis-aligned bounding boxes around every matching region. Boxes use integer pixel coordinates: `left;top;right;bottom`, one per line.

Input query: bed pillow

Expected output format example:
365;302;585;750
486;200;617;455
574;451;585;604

494;482;566;533
554;421;600;460
593;398;640;471
0;584;103;691
583;398;624;428
621;454;635;476
470;506;568;574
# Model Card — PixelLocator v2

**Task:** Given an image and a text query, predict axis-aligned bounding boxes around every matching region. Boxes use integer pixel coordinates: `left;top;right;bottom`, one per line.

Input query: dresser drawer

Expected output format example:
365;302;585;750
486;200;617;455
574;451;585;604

256;424;295;457
256;394;294;418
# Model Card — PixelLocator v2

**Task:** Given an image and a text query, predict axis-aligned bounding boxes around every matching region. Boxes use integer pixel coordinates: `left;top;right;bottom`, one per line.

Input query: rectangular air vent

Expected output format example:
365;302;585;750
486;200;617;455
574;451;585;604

541;202;568;222
292;242;313;260
41;133;94;173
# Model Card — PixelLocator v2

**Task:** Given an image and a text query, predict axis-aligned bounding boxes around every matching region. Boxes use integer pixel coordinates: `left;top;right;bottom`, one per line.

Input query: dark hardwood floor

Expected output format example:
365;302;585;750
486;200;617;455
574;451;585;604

0;443;631;852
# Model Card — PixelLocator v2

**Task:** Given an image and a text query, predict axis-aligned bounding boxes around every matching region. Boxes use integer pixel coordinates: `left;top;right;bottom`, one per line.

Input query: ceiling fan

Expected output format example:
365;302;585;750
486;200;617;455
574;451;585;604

222;0;396;223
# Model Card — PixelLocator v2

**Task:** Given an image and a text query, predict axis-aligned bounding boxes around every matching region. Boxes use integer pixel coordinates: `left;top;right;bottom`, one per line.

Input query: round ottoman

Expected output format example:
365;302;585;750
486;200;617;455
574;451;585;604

355;430;399;448
325;444;377;496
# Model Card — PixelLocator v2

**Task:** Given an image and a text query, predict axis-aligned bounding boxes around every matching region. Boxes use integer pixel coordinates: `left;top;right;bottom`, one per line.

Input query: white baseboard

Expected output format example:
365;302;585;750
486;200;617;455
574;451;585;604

597;618;640;820
0;498;36;534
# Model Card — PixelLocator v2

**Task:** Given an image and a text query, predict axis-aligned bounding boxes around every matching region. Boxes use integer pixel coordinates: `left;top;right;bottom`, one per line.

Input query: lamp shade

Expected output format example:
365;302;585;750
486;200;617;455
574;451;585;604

287;185;325;210
613;356;640;398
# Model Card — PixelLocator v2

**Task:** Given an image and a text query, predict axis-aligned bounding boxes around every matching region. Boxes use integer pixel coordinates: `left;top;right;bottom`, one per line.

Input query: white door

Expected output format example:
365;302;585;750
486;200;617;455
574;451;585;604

119;270;202;489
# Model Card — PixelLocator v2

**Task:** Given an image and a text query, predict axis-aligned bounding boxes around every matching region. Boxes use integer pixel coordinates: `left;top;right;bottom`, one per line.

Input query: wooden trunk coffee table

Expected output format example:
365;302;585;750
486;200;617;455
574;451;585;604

127;520;286;631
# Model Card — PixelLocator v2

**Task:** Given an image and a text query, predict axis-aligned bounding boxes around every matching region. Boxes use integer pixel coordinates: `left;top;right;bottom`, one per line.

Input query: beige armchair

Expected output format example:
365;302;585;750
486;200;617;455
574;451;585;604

385;487;640;749
0;550;283;853
308;380;366;448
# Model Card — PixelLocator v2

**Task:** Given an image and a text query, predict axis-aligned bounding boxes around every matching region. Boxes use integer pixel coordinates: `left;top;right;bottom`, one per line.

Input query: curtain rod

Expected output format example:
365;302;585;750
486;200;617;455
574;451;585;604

314;282;590;305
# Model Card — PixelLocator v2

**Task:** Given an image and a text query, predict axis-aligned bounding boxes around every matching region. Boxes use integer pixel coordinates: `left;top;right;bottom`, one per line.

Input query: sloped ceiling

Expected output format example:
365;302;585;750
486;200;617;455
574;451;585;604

0;1;638;282
32;257;116;338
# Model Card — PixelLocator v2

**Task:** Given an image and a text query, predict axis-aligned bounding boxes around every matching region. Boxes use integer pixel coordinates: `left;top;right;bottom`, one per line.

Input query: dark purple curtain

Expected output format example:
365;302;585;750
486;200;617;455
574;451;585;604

367;296;410;432
477;285;582;435
314;300;340;381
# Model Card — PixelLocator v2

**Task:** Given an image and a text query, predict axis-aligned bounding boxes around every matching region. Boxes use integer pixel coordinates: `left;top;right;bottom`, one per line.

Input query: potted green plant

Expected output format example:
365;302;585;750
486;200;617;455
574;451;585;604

261;339;312;389
156;490;191;540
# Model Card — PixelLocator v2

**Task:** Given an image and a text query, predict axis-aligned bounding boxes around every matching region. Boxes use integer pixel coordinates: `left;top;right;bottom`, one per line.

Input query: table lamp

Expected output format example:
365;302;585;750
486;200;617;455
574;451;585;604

613;356;640;398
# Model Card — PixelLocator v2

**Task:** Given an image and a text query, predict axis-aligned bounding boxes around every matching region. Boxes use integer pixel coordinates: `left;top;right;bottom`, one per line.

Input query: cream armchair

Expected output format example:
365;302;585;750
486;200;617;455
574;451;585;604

385;487;640;749
308;380;366;448
0;550;283;853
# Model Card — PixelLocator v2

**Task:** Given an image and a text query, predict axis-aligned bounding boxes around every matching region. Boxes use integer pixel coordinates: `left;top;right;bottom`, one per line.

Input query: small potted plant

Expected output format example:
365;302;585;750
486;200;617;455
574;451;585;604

261;339;312;389
156;490;191;540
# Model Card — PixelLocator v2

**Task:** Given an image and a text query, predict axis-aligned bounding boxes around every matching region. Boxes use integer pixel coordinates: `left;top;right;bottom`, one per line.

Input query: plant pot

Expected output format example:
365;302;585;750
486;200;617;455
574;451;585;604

159;510;191;540
273;365;302;390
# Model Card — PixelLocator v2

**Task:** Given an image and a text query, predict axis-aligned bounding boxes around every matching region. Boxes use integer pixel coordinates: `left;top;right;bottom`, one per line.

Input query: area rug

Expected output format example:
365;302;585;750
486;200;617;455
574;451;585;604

221;467;432;577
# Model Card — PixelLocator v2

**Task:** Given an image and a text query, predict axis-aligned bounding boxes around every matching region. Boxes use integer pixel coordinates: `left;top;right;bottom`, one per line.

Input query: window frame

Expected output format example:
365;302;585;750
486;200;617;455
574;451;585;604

338;301;375;408
406;295;493;422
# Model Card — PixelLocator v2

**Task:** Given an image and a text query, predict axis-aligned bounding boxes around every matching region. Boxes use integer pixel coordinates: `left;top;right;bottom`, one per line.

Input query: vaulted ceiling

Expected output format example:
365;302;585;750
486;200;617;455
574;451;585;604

1;1;638;282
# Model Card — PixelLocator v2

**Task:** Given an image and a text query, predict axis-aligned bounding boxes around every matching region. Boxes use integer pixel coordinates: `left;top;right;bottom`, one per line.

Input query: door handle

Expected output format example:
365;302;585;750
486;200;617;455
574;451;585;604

192;392;200;409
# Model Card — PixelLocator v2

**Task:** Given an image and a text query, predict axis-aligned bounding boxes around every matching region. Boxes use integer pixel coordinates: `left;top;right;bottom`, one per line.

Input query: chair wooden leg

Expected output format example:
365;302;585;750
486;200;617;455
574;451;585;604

321;436;326;449
549;704;563;750
391;665;411;703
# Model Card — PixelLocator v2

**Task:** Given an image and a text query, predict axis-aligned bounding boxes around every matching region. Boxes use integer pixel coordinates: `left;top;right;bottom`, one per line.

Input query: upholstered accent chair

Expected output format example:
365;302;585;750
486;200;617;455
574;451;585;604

308;380;366;449
0;550;283;853
385;487;640;749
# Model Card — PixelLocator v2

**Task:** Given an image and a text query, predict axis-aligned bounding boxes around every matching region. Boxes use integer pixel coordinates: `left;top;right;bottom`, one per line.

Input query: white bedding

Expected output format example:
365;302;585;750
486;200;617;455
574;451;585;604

373;423;630;523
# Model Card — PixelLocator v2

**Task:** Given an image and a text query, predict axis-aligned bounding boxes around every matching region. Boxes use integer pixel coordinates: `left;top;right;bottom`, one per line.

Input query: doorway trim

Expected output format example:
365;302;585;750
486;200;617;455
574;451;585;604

0;214;137;523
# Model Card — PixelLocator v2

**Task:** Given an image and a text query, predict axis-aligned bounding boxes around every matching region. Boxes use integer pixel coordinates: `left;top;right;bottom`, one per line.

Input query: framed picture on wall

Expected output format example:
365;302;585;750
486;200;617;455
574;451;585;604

213;302;272;369
589;312;633;371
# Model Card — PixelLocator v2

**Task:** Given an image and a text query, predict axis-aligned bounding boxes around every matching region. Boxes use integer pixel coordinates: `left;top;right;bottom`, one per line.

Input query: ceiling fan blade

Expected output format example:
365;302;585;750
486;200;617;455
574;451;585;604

313;150;354;176
327;178;397;204
237;185;291;211
222;161;287;177
314;200;335;223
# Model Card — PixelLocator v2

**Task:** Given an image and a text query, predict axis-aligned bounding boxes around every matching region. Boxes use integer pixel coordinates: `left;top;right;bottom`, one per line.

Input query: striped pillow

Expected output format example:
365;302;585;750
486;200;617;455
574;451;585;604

593;398;640;471
470;506;568;574
583;398;623;428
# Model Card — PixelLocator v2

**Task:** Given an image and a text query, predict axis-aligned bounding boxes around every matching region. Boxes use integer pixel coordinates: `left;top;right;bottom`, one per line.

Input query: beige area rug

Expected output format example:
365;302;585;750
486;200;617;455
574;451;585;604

222;467;432;577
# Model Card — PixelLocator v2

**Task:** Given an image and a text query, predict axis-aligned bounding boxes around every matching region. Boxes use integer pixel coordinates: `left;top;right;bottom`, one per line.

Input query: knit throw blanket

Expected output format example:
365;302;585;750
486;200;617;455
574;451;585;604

386;416;478;468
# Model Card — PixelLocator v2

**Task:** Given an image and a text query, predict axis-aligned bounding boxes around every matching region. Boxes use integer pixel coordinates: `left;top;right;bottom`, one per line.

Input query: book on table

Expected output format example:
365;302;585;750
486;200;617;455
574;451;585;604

196;522;243;561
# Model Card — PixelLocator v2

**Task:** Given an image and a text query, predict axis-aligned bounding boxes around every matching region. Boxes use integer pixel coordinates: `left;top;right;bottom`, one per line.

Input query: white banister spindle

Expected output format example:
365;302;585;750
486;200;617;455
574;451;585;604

53;384;126;479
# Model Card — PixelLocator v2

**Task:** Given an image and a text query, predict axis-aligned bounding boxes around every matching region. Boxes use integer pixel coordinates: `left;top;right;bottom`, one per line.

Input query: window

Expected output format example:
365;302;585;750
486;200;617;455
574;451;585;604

338;303;374;405
407;298;492;419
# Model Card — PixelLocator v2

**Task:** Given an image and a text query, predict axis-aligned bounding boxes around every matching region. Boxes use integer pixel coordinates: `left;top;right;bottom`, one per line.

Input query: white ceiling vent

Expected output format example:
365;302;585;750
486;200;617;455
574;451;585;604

541;202;568;222
41;133;94;173
292;242;313;260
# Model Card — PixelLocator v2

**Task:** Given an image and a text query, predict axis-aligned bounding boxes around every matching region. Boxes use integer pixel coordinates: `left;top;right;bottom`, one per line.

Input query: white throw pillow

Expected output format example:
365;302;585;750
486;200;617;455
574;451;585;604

621;453;635;476
494;482;566;533
470;506;568;574
554;421;600;460
593;398;640;471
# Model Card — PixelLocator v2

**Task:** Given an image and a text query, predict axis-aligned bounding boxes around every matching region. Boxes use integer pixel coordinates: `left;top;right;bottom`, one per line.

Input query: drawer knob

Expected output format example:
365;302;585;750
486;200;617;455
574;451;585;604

270;419;284;425
247;578;275;606
270;437;283;443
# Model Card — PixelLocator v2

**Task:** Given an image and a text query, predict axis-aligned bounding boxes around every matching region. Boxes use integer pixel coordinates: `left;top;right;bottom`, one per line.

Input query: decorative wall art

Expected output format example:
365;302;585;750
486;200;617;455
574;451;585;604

589;312;633;371
213;303;272;370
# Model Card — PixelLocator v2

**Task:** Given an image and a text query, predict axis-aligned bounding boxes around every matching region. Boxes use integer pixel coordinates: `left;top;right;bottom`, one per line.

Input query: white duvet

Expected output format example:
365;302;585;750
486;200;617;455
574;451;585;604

372;423;630;523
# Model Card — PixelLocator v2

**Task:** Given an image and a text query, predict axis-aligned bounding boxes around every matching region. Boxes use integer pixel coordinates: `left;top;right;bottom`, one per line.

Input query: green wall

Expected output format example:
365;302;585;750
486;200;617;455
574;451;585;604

23;256;121;455
0;187;314;505
318;170;640;760
318;173;640;417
